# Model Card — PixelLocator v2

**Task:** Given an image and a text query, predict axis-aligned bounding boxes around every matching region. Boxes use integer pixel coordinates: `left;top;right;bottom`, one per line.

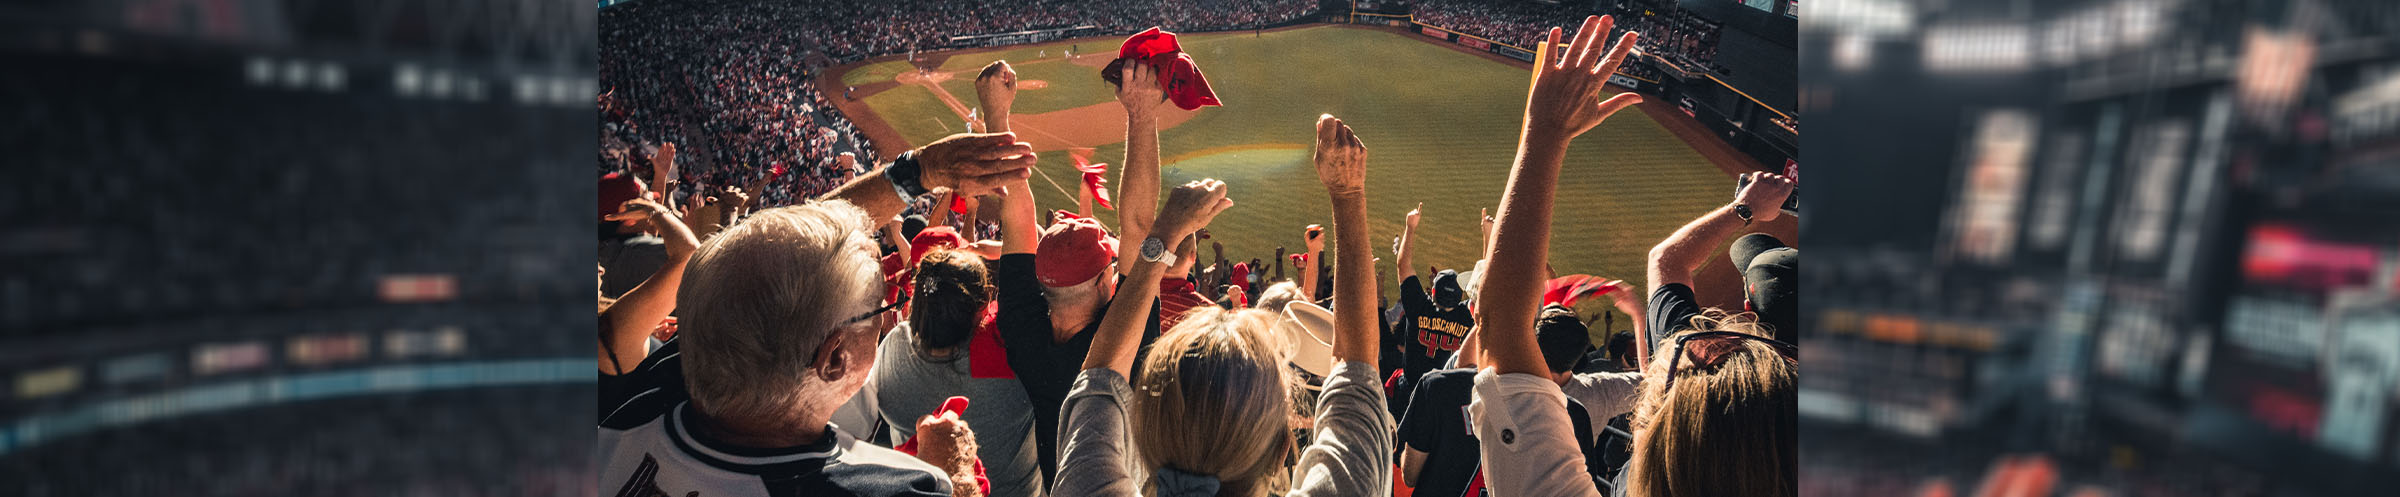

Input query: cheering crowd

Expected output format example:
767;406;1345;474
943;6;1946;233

598;14;1795;497
598;0;1327;236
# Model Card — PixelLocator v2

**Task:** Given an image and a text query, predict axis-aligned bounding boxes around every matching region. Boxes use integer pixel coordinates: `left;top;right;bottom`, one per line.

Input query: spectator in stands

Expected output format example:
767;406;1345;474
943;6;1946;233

599;124;1040;497
1401;305;1622;497
1388;202;1471;417
1051;113;1389;497
598;197;699;378
1156;234;1213;331
981;58;1172;485
1646;170;1796;346
875;249;1046;497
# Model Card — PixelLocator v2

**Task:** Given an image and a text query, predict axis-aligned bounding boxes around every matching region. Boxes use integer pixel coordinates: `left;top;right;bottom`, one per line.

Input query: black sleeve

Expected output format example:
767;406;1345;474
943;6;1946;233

1647;283;1702;349
600;340;686;427
993;254;1049;353
1399;275;1432;315
1396;371;1460;452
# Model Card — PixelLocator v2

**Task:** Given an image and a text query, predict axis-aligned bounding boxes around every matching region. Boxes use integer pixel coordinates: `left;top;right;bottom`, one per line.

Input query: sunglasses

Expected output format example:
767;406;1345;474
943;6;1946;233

1662;331;1797;393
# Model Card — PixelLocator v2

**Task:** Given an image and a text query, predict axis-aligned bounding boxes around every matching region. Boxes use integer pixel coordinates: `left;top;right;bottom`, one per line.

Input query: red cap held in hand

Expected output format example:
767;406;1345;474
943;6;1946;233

1101;27;1222;111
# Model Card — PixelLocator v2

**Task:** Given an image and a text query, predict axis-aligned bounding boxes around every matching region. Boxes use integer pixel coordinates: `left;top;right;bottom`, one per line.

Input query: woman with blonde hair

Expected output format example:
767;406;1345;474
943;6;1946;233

1465;15;1796;497
1620;312;1797;497
1051;115;1390;497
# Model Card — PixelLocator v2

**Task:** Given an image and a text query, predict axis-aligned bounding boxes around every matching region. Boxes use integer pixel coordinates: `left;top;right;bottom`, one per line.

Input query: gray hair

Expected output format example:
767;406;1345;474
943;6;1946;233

675;201;882;423
1253;281;1305;314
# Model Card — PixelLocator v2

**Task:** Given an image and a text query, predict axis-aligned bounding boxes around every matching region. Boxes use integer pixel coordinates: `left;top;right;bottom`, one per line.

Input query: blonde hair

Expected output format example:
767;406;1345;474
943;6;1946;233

1623;309;1797;497
1130;306;1297;497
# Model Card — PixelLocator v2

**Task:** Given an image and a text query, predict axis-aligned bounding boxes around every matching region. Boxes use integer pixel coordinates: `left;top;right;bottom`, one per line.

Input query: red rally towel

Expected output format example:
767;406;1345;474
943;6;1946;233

1100;27;1222;111
1071;149;1114;209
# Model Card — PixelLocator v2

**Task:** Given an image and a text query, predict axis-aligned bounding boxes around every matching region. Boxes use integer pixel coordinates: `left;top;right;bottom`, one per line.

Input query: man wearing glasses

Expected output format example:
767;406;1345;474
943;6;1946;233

599;131;1039;497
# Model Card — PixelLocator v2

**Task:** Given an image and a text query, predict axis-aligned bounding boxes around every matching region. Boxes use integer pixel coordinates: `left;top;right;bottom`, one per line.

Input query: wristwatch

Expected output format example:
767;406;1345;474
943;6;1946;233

1732;203;1755;225
1139;237;1178;266
885;149;930;199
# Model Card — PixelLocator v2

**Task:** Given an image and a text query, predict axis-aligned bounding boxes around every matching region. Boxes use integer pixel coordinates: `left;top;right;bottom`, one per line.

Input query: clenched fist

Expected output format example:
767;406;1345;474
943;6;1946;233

975;60;1017;113
1114;60;1169;119
1154;179;1235;242
1734;171;1795;223
1313;114;1368;199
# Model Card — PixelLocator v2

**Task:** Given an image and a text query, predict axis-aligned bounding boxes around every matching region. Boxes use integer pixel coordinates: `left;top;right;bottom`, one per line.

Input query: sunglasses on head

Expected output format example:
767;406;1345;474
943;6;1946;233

1662;331;1797;392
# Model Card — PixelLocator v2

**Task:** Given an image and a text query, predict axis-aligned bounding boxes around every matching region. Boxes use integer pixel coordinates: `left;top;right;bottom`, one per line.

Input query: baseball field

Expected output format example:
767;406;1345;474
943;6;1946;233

829;25;1788;327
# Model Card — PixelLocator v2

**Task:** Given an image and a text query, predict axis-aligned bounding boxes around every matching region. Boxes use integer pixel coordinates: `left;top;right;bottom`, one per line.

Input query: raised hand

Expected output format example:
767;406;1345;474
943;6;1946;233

605;198;698;260
651;142;678;185
1312;114;1368;199
1304;224;1326;252
917;132;1038;198
1115;60;1169;119
1525;15;1643;145
1735;171;1796;222
1405;202;1423;230
975;60;1018;113
1154;179;1235;242
1479;207;1495;240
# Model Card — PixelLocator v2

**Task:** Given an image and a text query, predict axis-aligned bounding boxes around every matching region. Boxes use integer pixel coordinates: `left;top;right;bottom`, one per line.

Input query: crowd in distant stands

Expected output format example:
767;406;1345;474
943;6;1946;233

1411;0;1589;48
1409;0;1724;72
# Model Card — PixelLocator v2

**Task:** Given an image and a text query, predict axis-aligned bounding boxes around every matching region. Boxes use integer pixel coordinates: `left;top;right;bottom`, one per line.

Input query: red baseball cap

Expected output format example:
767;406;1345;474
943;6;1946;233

598;172;643;220
1035;212;1118;288
909;226;967;265
1101;27;1222;111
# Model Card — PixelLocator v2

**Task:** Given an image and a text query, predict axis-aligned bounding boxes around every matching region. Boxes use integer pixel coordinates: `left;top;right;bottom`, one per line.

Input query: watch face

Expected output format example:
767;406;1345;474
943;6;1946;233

1143;237;1166;258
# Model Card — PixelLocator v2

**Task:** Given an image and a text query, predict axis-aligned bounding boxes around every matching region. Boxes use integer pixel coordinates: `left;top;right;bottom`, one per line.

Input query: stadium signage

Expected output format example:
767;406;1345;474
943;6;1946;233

1458;36;1490;50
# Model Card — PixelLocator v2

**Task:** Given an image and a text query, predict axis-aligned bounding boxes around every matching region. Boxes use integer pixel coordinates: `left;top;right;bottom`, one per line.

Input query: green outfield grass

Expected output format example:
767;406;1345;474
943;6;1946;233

846;26;1730;332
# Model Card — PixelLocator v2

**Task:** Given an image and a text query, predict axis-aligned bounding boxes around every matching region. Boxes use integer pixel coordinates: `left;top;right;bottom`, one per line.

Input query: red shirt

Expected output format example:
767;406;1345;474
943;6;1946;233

1158;278;1212;331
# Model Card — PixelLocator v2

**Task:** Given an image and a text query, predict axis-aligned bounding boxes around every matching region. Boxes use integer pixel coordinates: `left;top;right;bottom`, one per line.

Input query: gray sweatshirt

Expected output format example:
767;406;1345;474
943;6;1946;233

1052;361;1393;497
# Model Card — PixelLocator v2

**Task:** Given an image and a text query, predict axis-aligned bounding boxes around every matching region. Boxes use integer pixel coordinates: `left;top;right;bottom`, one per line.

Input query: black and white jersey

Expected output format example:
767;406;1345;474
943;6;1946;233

600;340;953;497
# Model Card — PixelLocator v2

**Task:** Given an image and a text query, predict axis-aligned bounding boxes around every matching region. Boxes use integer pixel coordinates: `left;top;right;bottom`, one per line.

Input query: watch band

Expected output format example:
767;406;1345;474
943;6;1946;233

885;150;930;199
1733;203;1754;225
1141;237;1177;266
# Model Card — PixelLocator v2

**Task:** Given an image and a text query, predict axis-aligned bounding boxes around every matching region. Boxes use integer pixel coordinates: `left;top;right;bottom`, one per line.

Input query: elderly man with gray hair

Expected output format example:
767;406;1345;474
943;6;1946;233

600;131;1039;497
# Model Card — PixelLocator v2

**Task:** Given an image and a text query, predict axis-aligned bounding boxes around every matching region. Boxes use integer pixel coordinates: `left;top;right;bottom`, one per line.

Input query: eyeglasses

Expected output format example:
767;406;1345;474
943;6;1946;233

836;291;910;328
1661;331;1797;393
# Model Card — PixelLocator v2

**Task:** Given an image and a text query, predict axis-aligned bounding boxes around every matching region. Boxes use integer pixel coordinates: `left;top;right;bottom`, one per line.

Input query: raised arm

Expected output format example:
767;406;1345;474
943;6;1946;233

975;61;1016;134
650;143;679;211
601;198;698;374
816;132;1036;222
1299;224;1325;302
1482;16;1642;377
1083;180;1234;377
1111;61;1170;273
1646;171;1792;293
1394;203;1421;285
1313;115;1377;363
1606;280;1650;366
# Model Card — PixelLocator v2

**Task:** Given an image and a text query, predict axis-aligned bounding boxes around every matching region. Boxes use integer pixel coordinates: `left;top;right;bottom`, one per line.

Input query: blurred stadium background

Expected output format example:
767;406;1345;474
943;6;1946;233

2;0;596;495
1801;0;2400;495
